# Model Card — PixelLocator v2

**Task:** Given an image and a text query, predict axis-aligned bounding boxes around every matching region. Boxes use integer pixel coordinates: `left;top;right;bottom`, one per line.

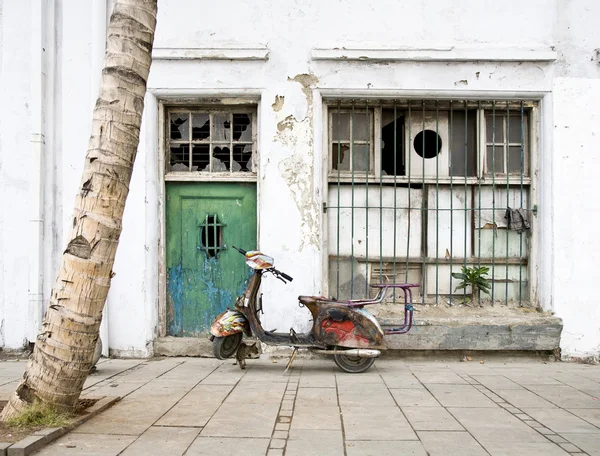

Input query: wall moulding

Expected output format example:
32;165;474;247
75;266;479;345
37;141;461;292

152;47;269;61
311;47;557;63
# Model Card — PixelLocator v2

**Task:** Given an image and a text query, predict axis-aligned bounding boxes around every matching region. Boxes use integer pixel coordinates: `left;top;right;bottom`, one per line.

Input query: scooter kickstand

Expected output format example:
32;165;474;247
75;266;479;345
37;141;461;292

283;347;298;374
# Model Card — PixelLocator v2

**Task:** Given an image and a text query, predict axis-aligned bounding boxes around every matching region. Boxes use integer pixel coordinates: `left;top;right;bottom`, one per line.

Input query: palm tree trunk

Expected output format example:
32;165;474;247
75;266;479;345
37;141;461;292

1;0;157;420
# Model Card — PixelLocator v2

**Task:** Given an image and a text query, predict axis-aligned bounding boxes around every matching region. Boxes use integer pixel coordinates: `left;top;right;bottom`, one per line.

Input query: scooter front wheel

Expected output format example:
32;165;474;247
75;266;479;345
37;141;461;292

333;353;375;373
213;333;243;359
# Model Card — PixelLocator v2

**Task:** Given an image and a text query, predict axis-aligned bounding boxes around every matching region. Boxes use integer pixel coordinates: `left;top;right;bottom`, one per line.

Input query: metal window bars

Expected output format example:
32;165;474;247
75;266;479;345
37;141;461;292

326;99;534;307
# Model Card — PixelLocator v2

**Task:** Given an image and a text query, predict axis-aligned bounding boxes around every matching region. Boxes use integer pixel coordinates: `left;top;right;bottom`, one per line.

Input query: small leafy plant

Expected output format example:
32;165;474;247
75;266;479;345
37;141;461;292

452;266;491;304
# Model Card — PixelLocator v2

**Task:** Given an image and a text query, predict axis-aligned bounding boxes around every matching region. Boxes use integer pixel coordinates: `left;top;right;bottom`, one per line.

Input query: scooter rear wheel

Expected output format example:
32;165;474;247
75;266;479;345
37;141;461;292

213;333;243;359
333;353;375;373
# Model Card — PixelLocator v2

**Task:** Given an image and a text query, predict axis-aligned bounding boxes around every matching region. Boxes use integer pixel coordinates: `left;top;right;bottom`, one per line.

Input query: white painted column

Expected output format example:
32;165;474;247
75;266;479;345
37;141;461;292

28;0;47;342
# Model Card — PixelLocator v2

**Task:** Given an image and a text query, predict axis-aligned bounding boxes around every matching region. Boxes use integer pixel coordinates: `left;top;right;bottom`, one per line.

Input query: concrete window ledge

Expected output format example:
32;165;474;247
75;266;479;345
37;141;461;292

152;47;269;61
311;47;557;62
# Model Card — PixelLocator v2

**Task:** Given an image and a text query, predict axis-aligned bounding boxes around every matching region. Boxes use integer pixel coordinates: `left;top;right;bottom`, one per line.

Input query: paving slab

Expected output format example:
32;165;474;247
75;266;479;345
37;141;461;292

200;403;279;438
337;382;395;407
402;406;464;431
526;384;600;409
295;387;337;406
449;406;567;454
291;405;342;430
185;437;270;456
471;374;522;390
494;387;558;408
566;408;600;427
286;429;344;456
341;406;417;441
119;426;199;455
155;384;234;427
345;440;428;456
561;433;600;456
417;431;488;456
411;369;469;384
426;384;498;407
33;433;137;456
390;387;440;406
523;407;600;433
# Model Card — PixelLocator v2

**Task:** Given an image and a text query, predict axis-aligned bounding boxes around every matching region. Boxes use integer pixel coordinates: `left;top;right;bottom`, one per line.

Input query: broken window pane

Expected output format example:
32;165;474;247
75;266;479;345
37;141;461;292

486;114;504;143
332;143;350;170
381;110;405;176
191;112;210;141
486;146;504;174
233;114;252;141
170;113;189;140
450;110;477;176
233;144;252;172
192;144;209;171
332;113;350;141
352;113;369;141
170;145;190;171
212;146;231;172
212;114;231;142
353;144;370;172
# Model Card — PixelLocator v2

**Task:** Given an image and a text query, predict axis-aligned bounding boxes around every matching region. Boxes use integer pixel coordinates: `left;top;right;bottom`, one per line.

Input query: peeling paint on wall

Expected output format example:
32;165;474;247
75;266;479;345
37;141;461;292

275;73;321;251
271;95;285;112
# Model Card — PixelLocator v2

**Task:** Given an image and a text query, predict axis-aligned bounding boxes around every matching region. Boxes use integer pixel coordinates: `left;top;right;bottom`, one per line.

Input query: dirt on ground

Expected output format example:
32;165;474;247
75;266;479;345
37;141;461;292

0;399;98;444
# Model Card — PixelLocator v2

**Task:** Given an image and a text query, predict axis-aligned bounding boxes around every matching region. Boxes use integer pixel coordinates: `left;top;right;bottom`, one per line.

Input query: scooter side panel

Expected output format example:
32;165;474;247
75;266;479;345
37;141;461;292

210;309;250;337
314;305;384;349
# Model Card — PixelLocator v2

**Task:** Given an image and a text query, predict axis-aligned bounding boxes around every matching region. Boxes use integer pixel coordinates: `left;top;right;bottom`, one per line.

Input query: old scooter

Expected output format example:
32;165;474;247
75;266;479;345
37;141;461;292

209;247;418;373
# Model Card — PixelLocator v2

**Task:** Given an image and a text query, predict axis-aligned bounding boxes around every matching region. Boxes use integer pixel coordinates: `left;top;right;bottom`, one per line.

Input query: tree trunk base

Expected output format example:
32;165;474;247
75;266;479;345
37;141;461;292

0;390;28;421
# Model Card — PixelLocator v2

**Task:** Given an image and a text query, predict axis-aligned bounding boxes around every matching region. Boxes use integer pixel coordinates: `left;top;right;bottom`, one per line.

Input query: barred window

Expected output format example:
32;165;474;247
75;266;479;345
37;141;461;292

326;100;534;306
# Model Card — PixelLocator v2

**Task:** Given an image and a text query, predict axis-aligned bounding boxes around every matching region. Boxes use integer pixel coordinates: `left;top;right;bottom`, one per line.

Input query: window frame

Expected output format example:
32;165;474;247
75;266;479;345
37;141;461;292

328;107;375;177
164;105;258;182
326;102;532;184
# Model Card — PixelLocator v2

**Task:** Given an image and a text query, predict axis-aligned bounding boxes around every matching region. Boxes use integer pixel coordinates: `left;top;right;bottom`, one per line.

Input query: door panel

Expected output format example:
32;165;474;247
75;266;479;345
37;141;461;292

166;182;257;336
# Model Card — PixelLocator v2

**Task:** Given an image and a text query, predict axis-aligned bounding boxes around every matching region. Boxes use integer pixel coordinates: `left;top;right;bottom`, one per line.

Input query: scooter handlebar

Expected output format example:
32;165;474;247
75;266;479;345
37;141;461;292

278;270;294;282
232;246;247;255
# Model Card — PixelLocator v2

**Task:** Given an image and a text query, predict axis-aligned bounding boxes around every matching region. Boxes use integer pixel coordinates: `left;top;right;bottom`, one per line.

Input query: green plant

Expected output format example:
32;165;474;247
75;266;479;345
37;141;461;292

452;266;491;303
5;400;72;428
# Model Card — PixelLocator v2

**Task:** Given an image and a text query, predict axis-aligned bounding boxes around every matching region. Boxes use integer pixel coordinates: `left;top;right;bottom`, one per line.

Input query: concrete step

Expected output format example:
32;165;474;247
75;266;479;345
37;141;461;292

377;304;562;351
154;305;562;357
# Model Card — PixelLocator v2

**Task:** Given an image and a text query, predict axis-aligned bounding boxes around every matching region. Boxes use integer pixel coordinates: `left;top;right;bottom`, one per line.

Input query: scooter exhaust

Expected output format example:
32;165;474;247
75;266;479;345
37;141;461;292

311;349;381;358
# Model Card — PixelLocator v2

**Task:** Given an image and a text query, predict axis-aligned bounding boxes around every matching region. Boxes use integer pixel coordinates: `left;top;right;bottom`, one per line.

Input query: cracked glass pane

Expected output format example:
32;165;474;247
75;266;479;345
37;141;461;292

233;144;252;172
212;114;231;142
170;145;189;171
191;112;210;141
170;113;189;140
212;146;231;172
233;114;252;141
332;143;350;170
192;144;210;171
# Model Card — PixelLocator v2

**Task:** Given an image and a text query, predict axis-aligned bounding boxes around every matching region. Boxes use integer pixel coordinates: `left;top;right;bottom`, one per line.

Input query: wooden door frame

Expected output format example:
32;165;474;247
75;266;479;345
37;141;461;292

156;96;261;337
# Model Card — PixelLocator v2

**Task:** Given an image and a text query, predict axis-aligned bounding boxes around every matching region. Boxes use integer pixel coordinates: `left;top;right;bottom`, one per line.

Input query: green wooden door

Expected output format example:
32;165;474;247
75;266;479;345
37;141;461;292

166;182;257;336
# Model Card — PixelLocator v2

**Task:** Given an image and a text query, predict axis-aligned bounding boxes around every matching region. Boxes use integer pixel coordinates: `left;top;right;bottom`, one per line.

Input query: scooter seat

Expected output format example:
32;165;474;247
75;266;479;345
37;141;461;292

298;295;328;305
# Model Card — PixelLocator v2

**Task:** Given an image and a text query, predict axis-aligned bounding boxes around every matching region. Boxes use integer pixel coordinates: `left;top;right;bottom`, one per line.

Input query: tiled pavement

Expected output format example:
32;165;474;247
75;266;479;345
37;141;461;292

0;356;599;455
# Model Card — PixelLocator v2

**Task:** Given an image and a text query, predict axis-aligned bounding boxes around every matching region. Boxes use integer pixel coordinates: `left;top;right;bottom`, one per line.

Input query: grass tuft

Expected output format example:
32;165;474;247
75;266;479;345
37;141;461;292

6;400;72;428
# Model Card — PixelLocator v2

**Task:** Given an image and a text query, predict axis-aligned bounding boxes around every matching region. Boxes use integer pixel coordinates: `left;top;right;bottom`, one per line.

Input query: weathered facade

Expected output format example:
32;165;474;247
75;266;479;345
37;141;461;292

1;0;599;360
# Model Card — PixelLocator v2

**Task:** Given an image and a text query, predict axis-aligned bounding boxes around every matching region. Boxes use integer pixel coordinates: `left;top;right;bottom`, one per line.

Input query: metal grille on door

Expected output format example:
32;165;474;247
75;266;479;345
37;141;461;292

199;214;226;258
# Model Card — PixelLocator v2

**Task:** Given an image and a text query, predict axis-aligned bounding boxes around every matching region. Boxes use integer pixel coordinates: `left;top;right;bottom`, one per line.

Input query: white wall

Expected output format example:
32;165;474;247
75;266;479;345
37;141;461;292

0;0;599;359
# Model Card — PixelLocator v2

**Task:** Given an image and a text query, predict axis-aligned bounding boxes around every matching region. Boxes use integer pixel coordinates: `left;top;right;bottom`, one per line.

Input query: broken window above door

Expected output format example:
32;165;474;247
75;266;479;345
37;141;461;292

167;108;256;175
